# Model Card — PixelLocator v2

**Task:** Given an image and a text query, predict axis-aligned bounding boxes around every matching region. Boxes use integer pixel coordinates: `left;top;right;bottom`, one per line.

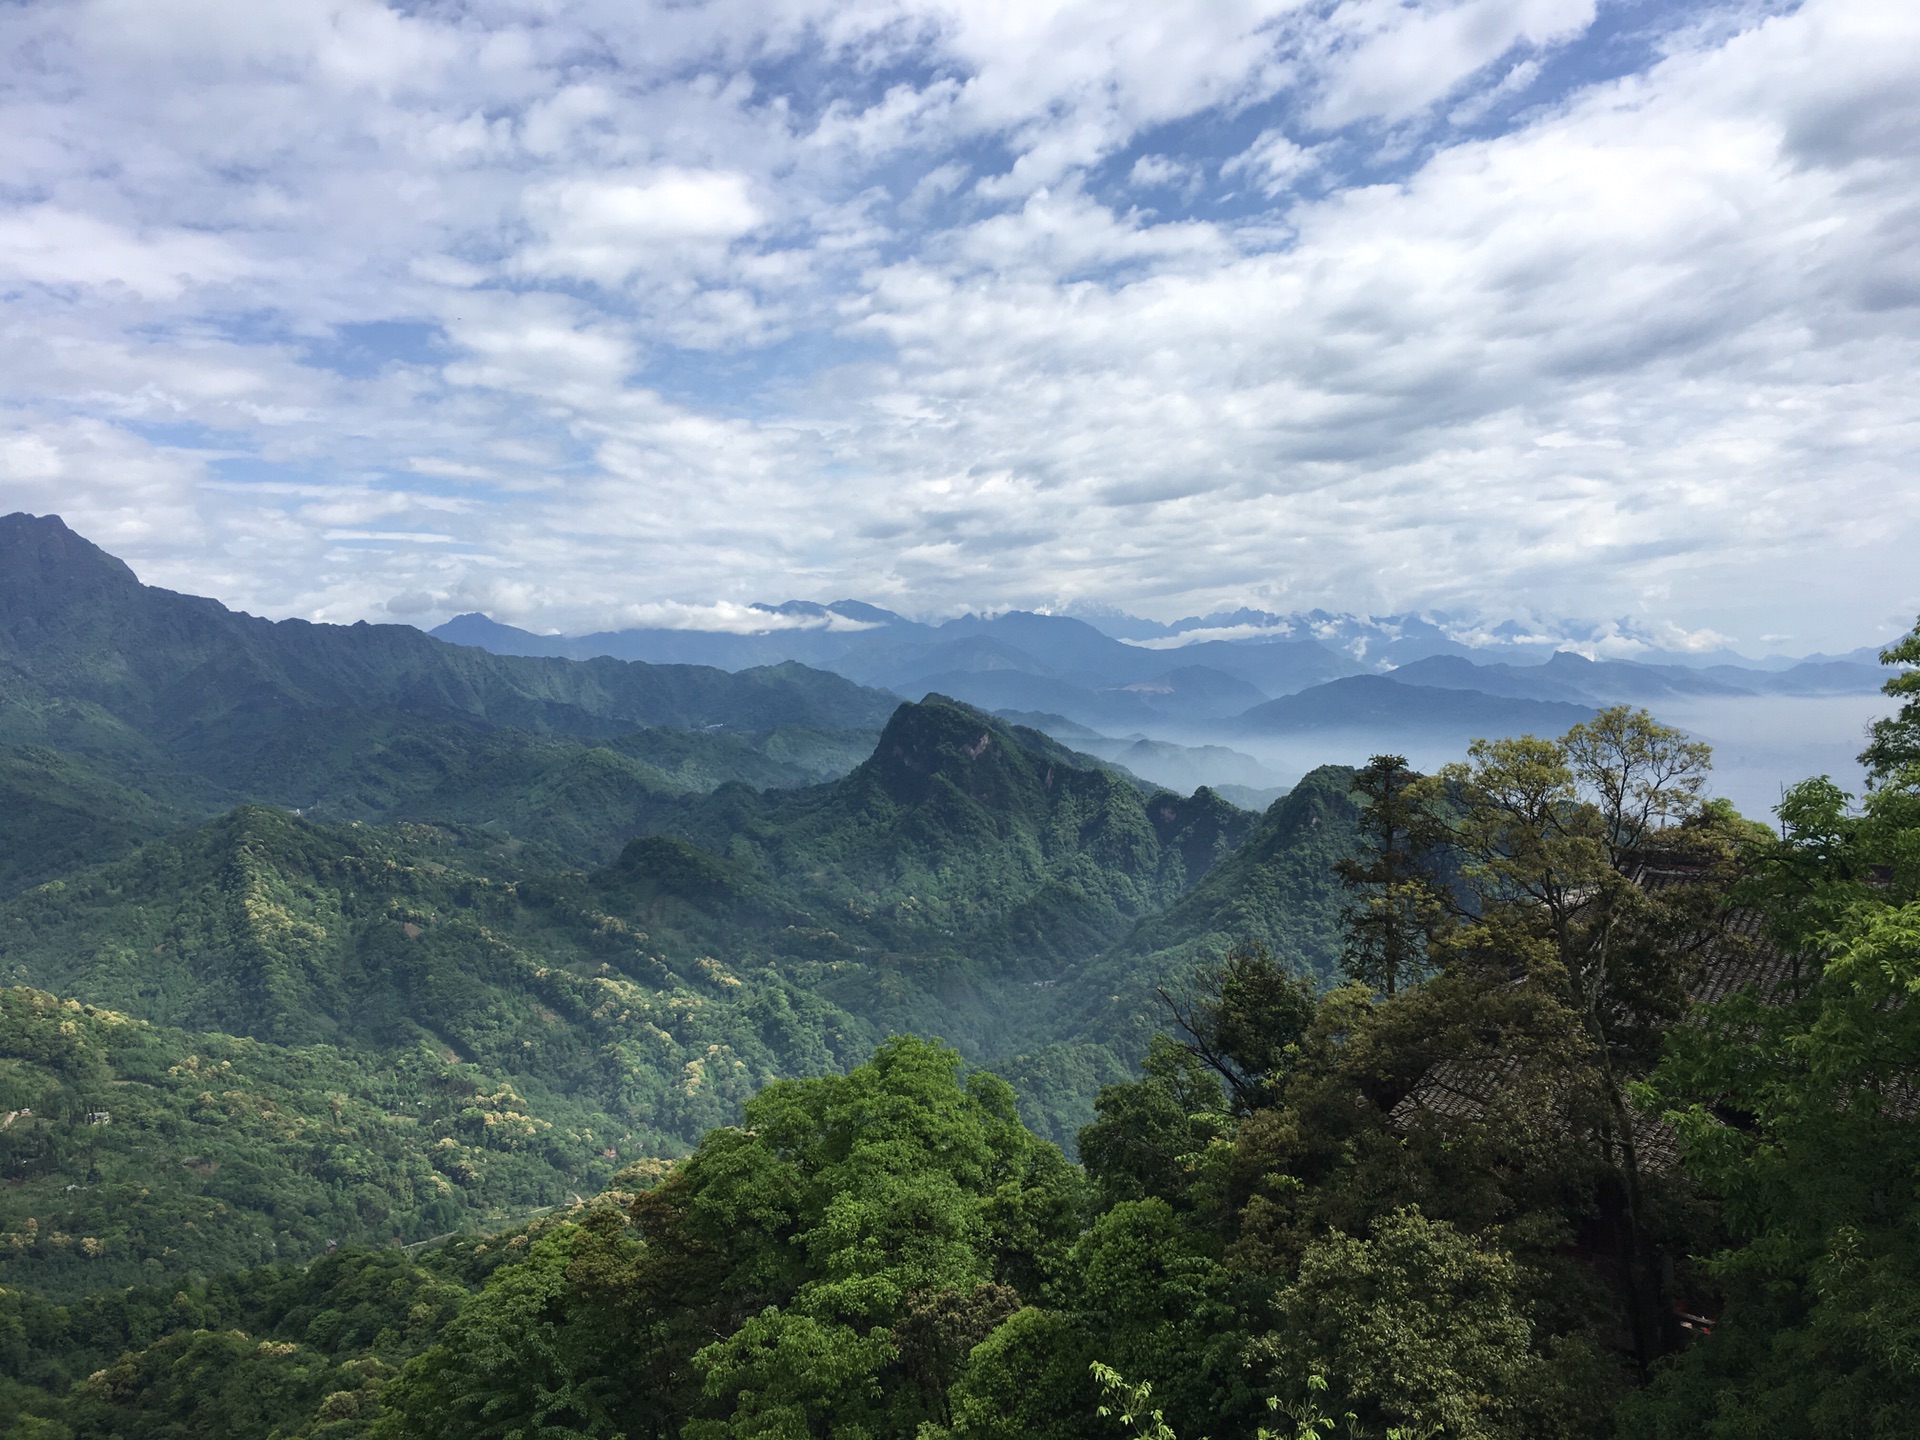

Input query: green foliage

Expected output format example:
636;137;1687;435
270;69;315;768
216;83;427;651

0;805;886;1141
379;1037;1082;1440
1257;1208;1604;1440
0;986;626;1297
1091;1361;1178;1440
1860;614;1920;784
1335;756;1445;997
1157;943;1319;1113
1079;1037;1230;1209
0;1241;502;1439
946;1305;1091;1440
0;745;189;894
1627;761;1920;1438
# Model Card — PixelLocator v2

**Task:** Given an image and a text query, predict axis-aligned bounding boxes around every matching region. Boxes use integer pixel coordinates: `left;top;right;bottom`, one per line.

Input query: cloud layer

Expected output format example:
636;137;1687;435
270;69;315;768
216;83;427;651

0;0;1915;650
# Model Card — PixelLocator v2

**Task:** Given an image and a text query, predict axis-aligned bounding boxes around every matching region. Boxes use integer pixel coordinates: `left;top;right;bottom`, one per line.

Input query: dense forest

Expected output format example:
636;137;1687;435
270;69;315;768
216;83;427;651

3;515;1918;1439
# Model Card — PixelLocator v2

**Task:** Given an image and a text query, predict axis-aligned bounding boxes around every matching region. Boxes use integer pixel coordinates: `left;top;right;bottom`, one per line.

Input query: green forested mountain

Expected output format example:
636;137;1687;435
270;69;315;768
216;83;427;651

21;521;1916;1440
653;696;1259;970
0;745;193;893
0;697;1324;1152
14;670;1903;1440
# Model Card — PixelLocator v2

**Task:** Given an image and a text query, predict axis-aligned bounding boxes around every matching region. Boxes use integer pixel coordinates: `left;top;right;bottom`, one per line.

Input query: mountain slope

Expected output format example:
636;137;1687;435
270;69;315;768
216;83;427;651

655;696;1256;970
0;807;882;1138
0;745;190;892
988;765;1364;1141
1108;763;1363;981
0;985;631;1298
0;698;1268;1153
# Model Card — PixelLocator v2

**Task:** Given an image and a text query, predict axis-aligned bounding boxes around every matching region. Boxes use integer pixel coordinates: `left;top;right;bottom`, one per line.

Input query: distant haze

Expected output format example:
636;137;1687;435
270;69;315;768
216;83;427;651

423;582;1900;824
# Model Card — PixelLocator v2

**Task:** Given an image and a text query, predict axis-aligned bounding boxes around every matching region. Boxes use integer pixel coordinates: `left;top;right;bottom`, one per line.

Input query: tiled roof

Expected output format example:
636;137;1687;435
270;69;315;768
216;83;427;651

1388;859;1803;1173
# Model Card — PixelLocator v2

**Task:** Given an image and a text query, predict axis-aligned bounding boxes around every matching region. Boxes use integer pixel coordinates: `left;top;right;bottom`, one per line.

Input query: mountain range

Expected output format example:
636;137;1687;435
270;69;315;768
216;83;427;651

0;509;1894;1306
432;590;1885;799
0;512;1376;1296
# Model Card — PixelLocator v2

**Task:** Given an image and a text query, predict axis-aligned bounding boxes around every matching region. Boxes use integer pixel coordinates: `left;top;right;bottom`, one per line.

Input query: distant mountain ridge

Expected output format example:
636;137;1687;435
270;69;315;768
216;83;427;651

432;605;1362;733
0;513;896;745
1235;674;1598;736
442;598;1891;680
0;512;899;861
432;592;1883;801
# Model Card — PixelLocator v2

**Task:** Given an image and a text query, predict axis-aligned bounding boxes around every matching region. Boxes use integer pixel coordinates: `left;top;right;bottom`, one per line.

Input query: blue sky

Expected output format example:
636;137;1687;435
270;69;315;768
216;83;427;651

0;0;1915;654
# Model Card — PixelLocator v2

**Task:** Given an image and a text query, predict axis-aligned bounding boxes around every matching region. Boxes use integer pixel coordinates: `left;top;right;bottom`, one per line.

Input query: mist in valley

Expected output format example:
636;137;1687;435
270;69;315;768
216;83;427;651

1113;691;1896;825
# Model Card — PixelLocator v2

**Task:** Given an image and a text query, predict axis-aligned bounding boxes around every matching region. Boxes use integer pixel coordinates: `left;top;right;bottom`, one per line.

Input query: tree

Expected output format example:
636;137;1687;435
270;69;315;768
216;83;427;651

1078;1036;1231;1209
1432;708;1720;1371
1156;943;1318;1113
1860;614;1920;785
379;1038;1081;1440
1335;755;1444;996
1256;1208;1608;1440
373;1224;617;1440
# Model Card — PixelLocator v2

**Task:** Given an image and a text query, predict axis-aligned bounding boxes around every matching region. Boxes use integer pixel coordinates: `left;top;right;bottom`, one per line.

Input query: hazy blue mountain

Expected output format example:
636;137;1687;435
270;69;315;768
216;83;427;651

1140;634;1360;693
852;633;1059;686
990;709;1109;743
1144;608;1508;666
1235;674;1596;736
993;711;1278;793
435;605;1360;706
1095;737;1281;794
1386;649;1886;703
1110;664;1271;717
892;663;1277;733
1701;658;1886;694
441;594;1892;716
434;600;924;672
1381;653;1599;703
1384;651;1745;704
432;612;575;657
925;610;1168;682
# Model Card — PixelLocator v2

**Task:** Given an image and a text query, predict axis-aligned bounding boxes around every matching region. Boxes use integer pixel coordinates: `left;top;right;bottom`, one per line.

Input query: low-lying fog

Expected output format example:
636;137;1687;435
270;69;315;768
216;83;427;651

1122;694;1895;825
1654;694;1894;821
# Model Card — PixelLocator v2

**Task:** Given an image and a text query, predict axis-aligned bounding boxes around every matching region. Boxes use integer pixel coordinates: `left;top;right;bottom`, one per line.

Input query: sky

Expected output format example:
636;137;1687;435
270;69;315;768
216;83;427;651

1;0;1916;653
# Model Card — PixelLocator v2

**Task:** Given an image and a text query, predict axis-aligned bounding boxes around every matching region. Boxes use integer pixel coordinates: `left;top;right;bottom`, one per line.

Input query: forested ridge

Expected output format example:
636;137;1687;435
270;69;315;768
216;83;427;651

3;515;1919;1439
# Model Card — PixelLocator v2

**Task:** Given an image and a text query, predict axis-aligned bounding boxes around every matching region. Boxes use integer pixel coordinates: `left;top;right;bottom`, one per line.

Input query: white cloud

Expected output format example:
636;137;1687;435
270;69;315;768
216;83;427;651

1309;0;1597;128
0;206;250;298
0;0;1914;652
517;170;763;285
597;600;881;633
1128;154;1204;196
1221;129;1317;196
